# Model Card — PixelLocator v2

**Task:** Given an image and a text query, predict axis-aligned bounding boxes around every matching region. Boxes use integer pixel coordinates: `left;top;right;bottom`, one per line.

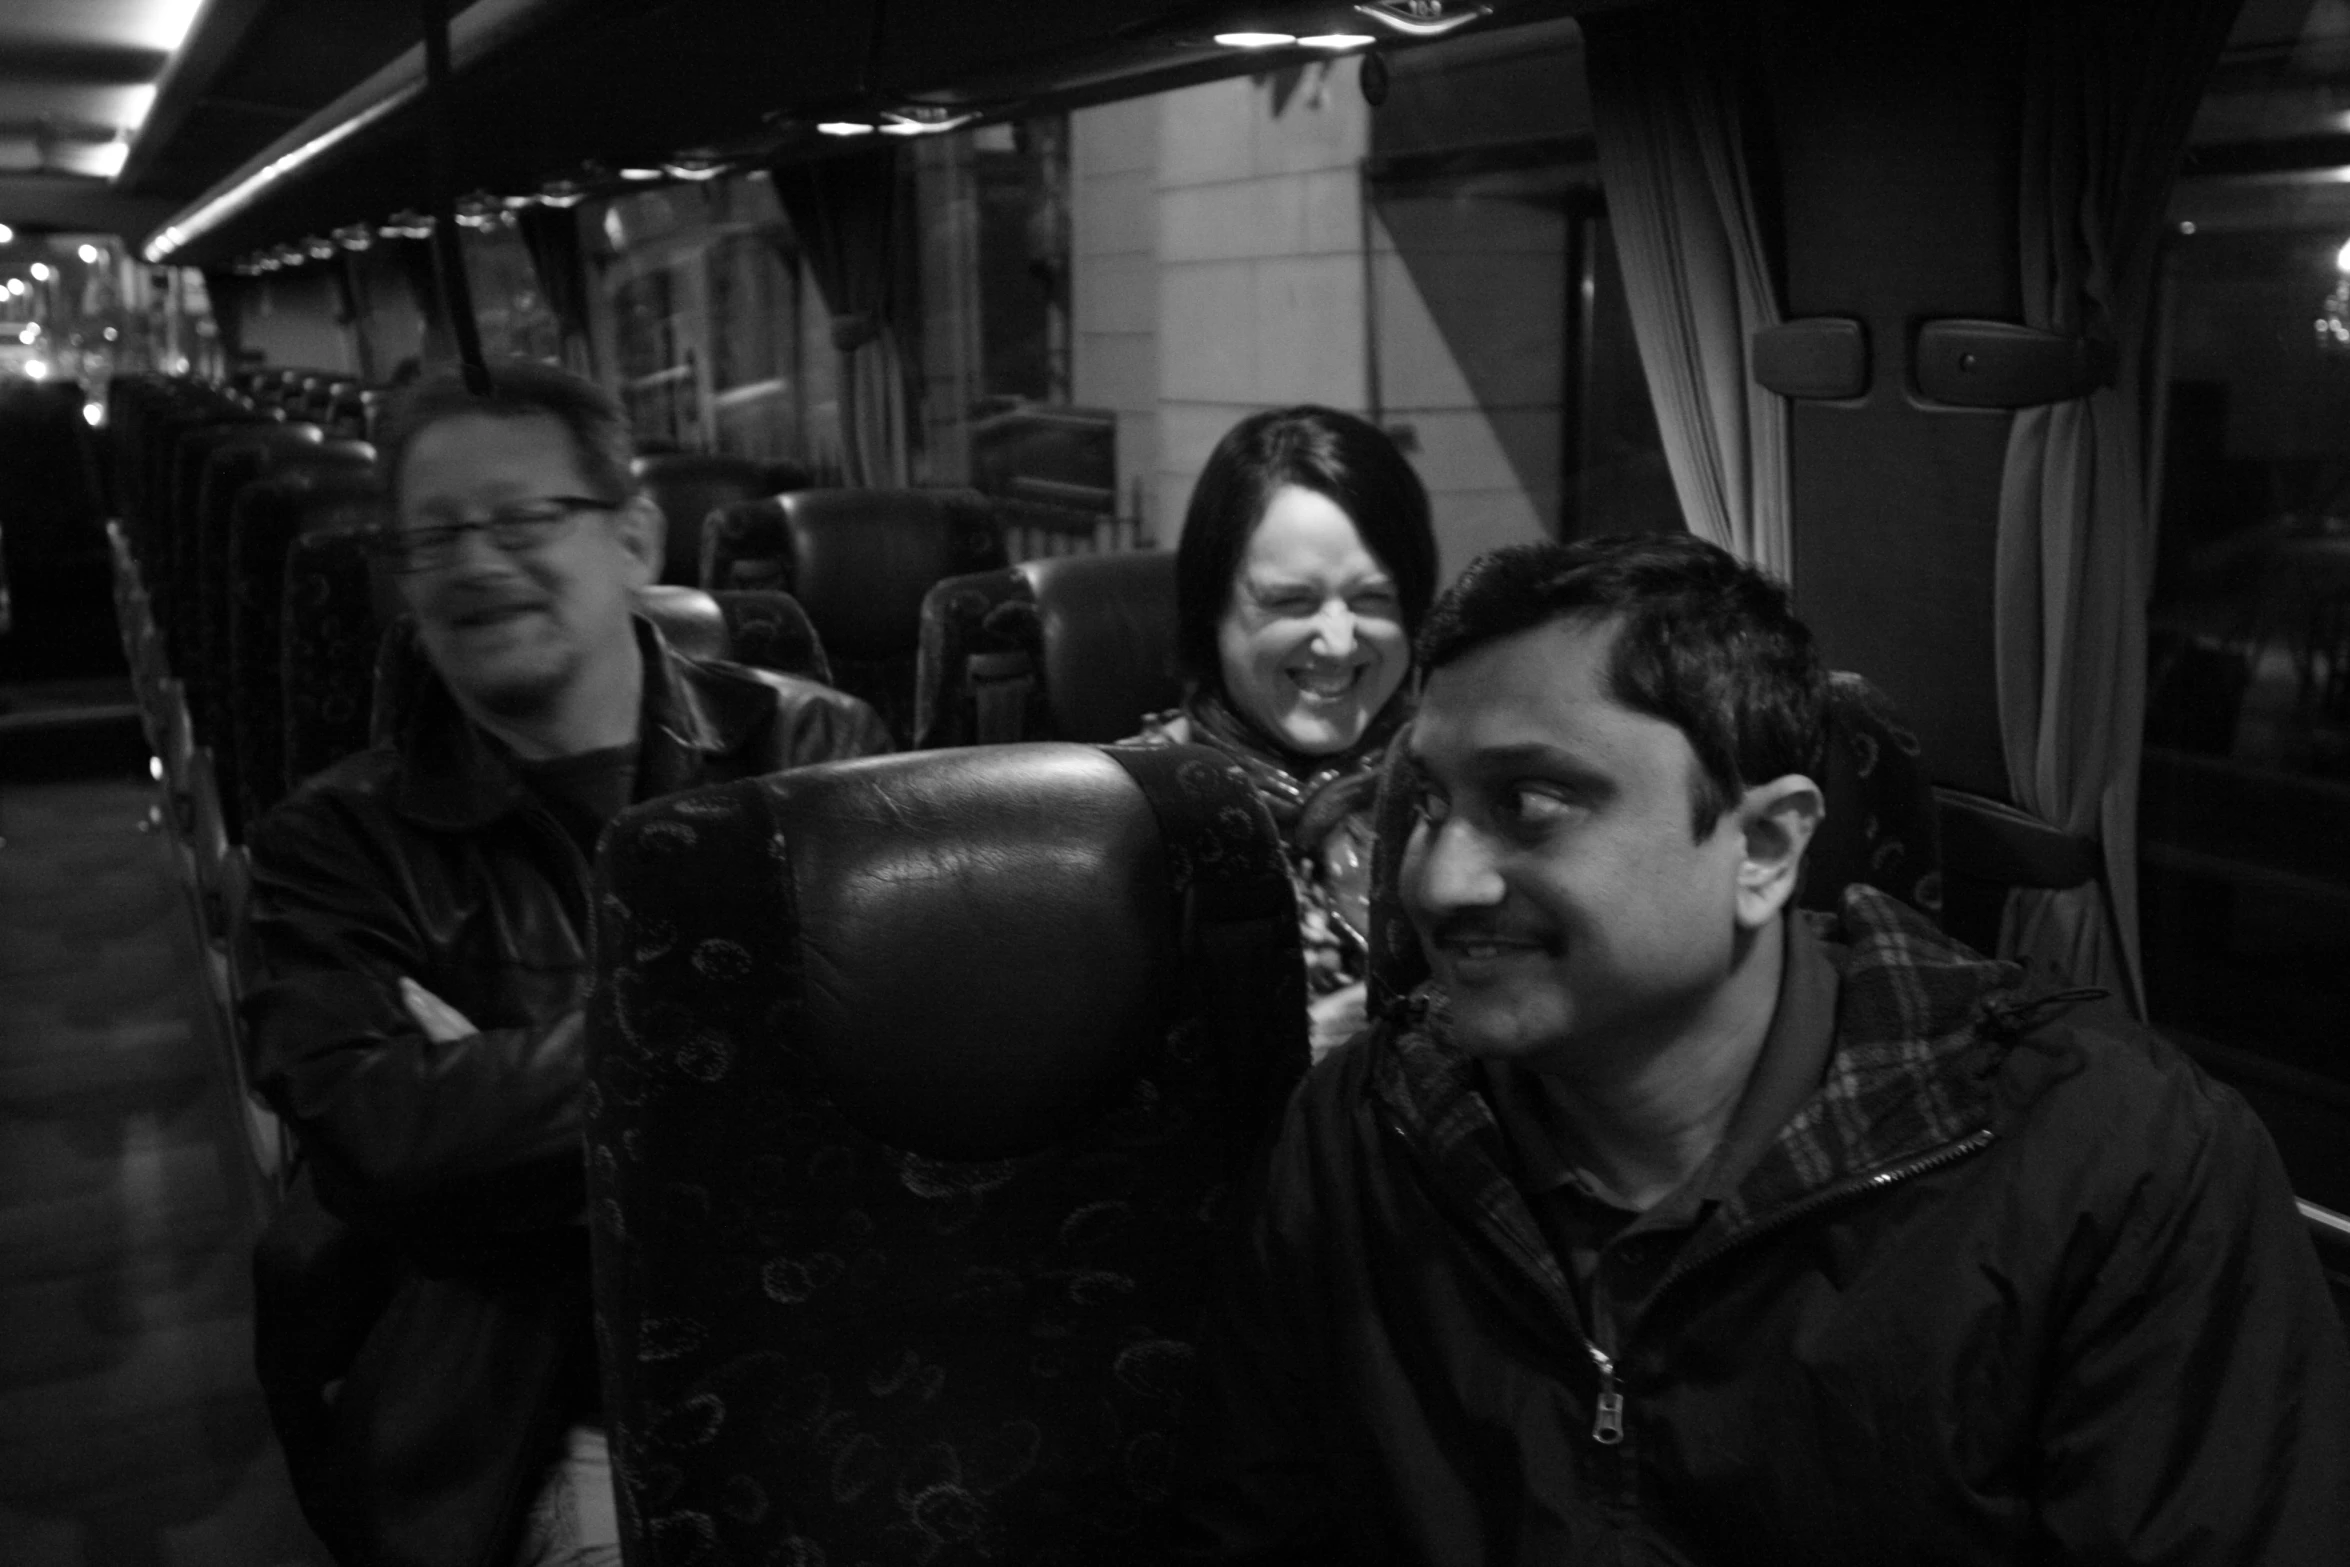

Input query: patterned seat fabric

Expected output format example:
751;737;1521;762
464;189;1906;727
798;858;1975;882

914;552;1181;750
587;742;1306;1566
281;517;398;792
1365;667;1945;1019
1798;670;1943;921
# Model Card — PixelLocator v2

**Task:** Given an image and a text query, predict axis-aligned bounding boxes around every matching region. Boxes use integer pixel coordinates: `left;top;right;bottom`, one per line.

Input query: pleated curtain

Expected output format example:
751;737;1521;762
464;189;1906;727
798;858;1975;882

769;144;915;490
1583;6;1791;579
515;204;598;377
1992;0;2235;1009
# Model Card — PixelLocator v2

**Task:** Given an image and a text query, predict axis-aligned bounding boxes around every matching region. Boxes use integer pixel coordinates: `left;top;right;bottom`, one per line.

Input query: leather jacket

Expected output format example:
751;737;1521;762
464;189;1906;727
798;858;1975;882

240;619;890;1567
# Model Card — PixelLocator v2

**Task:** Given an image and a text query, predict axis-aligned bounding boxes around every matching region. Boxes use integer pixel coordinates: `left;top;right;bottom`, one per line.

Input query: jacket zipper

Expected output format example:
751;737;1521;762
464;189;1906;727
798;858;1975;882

1384;1115;1628;1444
1390;1114;1998;1448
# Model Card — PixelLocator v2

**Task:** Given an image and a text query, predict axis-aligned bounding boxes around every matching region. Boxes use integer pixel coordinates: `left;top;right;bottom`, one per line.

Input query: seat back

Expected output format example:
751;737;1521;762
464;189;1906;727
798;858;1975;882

1795;670;1944;921
915;551;1180;748
630;452;776;586
188;425;329;748
280;510;400;793
588;742;1306;1565
228;457;383;832
702;488;1006;742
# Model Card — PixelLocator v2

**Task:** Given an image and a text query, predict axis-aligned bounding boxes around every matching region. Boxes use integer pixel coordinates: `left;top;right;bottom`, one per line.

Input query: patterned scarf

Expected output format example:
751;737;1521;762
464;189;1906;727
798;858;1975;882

1178;686;1411;852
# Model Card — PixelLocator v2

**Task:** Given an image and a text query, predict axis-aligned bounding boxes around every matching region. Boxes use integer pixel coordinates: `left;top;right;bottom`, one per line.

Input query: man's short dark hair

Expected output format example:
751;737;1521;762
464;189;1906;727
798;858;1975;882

1175;404;1439;698
1418;534;1826;836
379;359;636;511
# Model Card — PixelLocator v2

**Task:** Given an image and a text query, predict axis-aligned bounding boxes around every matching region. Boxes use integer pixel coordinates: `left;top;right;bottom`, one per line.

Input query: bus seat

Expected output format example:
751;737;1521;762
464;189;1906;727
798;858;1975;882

1932;788;2112;969
1365;668;1949;1019
700;488;1007;743
914;551;1180;749
226;456;381;837
629;453;775;587
365;585;833;747
709;588;832;685
188;426;328;754
280;518;400;794
1797;671;1944;922
586;741;1305;1565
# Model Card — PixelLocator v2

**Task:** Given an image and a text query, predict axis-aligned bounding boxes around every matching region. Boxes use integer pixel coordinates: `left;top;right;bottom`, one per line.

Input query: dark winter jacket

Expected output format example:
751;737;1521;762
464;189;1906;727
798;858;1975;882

1178;885;2350;1564
239;618;888;1567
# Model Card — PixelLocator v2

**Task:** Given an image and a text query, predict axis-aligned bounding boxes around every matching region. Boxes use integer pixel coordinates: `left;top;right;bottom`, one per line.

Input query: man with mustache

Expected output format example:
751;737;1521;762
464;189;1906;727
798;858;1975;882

238;361;888;1567
1179;534;2347;1563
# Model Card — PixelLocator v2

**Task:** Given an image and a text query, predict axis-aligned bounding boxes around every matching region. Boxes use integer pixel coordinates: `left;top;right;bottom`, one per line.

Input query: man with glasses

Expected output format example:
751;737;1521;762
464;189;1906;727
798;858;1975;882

239;360;888;1567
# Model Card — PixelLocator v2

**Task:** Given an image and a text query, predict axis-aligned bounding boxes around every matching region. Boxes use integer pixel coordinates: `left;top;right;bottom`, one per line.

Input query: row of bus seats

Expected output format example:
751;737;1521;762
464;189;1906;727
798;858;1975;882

100;370;1198;1206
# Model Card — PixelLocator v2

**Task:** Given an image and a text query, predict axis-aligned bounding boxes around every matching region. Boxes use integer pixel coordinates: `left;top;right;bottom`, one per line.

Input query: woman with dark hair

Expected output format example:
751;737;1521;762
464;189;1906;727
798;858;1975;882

1130;404;1438;1056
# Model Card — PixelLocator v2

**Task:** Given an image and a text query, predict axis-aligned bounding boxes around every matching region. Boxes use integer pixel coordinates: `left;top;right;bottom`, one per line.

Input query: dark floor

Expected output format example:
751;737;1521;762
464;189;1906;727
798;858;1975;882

0;772;329;1567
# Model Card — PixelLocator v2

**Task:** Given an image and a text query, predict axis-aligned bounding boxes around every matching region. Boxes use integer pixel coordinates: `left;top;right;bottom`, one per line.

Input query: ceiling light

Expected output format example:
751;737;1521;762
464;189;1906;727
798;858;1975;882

1299;32;1377;47
333;224;374;251
5;279;22;296
2335;237;2350;275
878;107;981;138
28;262;50;281
84;402;104;428
619;167;664;181
305;237;337;260
381;211;434;240
538;179;589;208
0;223;13;245
25;360;47;380
664;151;729;180
77;243;100;264
454;193;501;229
1353;1;1488;38
19;325;37;344
1214;31;1297;48
817;119;878;137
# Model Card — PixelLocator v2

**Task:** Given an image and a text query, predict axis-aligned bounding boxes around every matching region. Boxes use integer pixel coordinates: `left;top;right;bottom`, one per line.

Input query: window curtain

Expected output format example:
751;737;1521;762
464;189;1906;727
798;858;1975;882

391;236;455;369
516;204;596;376
768;144;913;489
1582;6;1790;576
1992;0;2233;1009
200;267;250;367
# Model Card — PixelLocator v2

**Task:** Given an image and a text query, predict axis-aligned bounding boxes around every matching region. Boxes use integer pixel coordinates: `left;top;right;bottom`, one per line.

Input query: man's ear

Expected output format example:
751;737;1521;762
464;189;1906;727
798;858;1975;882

1734;773;1823;930
613;494;664;586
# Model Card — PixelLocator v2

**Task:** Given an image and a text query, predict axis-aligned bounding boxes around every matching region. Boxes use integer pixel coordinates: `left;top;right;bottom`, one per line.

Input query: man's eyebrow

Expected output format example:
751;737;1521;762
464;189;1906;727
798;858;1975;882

1459;742;1618;793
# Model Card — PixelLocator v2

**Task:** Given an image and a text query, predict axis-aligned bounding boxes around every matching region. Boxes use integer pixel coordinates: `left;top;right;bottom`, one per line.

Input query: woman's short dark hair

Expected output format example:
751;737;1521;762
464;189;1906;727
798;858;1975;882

1174;405;1438;697
1417;534;1827;837
379;358;637;510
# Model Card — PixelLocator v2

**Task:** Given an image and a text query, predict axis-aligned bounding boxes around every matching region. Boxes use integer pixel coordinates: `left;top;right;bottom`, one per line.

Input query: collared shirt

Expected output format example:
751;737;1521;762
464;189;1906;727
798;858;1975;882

1479;918;1844;1345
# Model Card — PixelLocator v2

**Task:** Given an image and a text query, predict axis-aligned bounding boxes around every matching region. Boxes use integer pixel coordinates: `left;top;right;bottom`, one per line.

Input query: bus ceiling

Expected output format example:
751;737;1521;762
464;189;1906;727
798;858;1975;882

121;0;1590;272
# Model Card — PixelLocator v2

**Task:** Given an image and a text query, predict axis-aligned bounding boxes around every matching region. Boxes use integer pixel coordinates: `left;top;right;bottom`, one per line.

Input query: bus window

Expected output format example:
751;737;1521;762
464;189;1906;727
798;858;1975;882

2148;0;2350;1206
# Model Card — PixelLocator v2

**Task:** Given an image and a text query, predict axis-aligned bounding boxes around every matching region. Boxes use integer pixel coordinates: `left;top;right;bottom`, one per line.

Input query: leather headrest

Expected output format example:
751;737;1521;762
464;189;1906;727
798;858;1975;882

630;453;774;585
778;489;1001;659
781;744;1176;1160
1025;551;1182;742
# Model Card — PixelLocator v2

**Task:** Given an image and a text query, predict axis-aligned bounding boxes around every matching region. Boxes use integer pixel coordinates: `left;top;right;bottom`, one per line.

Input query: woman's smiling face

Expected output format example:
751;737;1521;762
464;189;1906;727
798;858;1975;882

1216;484;1411;756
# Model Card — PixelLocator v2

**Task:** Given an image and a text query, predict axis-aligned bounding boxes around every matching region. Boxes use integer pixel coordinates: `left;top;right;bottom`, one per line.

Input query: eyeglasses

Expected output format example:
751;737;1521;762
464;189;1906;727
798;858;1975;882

378;495;616;574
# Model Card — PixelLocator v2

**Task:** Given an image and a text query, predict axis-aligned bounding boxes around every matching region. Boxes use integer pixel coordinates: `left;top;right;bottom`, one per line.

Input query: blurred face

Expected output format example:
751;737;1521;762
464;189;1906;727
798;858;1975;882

1401;616;1757;1073
1216;485;1410;756
394;411;653;722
